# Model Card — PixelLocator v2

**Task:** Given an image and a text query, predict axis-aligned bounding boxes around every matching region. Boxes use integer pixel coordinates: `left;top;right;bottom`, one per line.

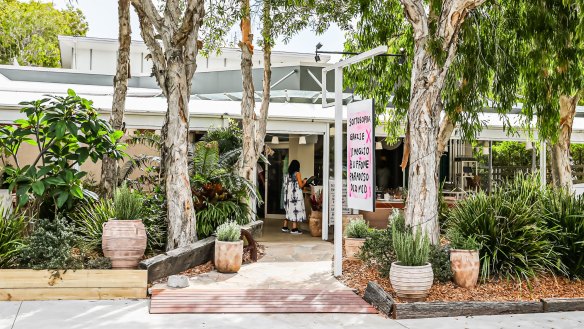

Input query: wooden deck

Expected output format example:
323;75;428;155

149;289;378;314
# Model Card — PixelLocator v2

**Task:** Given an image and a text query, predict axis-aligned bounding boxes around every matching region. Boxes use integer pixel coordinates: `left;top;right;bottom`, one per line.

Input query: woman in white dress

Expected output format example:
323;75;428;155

283;160;307;234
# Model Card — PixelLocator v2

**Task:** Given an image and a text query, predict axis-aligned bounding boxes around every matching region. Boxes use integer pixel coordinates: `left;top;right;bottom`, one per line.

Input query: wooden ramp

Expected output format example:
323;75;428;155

149;289;377;314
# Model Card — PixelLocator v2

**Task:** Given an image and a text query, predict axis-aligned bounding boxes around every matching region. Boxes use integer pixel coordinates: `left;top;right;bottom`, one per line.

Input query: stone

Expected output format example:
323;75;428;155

167;275;189;288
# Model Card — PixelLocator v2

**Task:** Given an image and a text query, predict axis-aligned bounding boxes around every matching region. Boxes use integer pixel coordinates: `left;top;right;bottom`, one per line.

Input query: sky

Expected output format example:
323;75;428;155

43;0;345;61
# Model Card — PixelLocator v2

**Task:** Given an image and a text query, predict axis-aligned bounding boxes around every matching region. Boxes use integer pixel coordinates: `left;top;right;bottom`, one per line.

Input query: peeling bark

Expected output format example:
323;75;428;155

551;95;579;190
437;115;455;156
101;0;131;198
399;0;485;244
132;0;204;250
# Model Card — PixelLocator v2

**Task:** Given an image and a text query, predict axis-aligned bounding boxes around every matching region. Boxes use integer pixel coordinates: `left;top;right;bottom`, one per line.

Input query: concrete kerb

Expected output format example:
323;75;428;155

140;220;263;283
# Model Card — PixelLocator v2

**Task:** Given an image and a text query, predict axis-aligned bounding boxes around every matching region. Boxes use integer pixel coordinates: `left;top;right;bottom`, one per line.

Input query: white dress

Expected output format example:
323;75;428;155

283;172;306;222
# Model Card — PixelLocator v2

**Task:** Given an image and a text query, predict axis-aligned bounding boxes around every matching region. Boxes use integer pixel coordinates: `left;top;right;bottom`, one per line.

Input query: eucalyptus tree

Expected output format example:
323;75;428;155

130;0;235;249
101;0;132;198
344;0;520;242
510;0;584;189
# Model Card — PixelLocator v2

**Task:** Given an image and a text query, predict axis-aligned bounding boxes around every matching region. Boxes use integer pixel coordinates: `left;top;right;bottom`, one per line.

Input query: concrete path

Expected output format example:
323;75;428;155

2;300;583;329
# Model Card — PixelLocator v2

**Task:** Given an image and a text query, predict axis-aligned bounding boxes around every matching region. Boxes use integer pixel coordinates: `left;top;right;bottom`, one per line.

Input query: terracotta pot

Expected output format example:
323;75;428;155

389;262;433;301
309;211;322;237
102;219;147;269
214;240;243;273
344;237;366;260
342;214;363;236
450;249;480;288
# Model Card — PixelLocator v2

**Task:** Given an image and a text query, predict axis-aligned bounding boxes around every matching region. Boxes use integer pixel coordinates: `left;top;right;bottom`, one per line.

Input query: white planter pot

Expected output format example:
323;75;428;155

389;262;433;301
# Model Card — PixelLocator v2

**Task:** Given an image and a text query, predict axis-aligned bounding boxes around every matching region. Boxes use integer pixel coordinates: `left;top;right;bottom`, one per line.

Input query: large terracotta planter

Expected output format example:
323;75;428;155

450;249;480;288
389;262;433;301
309;211;322;237
214;240;243;273
344;237;366;260
102;219;147;269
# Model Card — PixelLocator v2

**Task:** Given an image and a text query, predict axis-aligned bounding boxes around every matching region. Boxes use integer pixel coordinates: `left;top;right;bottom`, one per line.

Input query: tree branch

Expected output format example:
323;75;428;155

399;0;428;40
130;0;163;32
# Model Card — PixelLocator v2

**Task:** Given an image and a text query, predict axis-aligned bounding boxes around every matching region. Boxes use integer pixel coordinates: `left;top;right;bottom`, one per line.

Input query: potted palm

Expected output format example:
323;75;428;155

447;229;481;288
389;222;433;301
214;221;243;273
102;185;147;269
344;218;369;260
308;190;323;237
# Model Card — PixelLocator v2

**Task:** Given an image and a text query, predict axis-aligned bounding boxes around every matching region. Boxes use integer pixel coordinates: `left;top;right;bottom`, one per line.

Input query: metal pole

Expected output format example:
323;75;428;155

540;140;547;188
333;67;343;277
322;124;330;241
488;141;493;194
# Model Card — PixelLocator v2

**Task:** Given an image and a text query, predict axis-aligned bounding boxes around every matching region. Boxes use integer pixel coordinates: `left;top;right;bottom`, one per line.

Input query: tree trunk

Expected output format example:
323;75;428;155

101;0;131;197
550;95;579;190
162;58;197;250
256;0;271;163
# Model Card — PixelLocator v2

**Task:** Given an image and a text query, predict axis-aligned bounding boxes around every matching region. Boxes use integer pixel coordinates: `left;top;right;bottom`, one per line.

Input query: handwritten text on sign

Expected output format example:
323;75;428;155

347;99;375;212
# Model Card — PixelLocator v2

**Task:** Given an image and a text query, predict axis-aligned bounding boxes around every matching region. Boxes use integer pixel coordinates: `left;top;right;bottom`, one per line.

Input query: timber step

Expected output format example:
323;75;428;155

149;289;377;314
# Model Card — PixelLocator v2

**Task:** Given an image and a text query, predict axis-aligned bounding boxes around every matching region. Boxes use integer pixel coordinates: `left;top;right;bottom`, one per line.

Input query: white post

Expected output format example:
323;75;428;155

333;67;343;277
540;140;547;188
322;123;330;240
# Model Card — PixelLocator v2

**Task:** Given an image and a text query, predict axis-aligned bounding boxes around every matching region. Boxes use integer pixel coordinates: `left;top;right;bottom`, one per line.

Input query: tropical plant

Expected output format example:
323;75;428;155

191;141;259;238
541;188;584;278
18;217;79;270
216;221;241;242
447;175;563;281
0;90;124;217
114;185;144;220
0;207;27;268
345;218;369;239
310;190;323;211
392;221;430;267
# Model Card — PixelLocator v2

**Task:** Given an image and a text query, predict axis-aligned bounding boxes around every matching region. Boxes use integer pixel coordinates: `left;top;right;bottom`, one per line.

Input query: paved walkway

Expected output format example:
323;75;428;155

2;300;583;329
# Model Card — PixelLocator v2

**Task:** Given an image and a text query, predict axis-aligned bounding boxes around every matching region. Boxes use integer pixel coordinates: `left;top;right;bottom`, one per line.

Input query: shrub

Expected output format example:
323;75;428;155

216;222;241;242
446;228;481;250
360;228;395;276
114;185;144;220
18;217;79;270
447;175;563;281
345;218;369;239
429;244;452;282
392;221;430;267
541;188;584;278
0;207;27;268
70;199;114;251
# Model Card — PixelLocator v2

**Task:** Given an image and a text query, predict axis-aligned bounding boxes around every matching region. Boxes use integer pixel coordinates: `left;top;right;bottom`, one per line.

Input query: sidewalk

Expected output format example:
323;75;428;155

2;300;583;329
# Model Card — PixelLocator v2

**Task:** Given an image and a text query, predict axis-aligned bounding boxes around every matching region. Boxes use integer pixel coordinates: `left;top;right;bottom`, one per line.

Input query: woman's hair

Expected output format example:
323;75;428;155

288;160;300;177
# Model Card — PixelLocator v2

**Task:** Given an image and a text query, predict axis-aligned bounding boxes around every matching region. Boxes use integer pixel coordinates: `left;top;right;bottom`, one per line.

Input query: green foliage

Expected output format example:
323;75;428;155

215;221;241;242
446;229;481;250
541;188;584;278
70;198;114;251
85;256;112;270
191;140;258;238
359;228;395;277
392;221;430;267
201;120;242;155
18;217;78;270
0;207;27;268
345;218;369;239
492;141;534;167
141;191;167;253
0;90;125;216
429;245;453;283
0;1;88;67
114;185;144;220
447;175;563;281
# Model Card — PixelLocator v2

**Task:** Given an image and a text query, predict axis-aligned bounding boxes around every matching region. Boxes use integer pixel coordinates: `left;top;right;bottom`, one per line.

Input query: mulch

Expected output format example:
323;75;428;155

153;243;266;285
340;259;584;303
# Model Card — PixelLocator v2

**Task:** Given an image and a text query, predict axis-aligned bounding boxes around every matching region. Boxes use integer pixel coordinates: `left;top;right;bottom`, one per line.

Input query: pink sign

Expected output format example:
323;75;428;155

347;99;375;212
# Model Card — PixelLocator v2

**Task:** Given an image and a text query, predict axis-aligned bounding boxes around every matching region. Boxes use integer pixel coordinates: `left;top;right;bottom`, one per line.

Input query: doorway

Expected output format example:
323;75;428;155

265;146;289;219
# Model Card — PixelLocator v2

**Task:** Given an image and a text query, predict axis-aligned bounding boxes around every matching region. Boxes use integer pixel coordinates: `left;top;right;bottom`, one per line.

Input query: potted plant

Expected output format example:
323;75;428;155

344;218;369;260
389;222;433;301
447;229;481;288
309;190;323;237
214;221;243;273
102;185;147;269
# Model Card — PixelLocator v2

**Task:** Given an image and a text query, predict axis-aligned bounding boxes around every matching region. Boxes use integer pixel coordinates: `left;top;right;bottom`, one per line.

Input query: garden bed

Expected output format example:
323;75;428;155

341;259;584;303
0;269;147;301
